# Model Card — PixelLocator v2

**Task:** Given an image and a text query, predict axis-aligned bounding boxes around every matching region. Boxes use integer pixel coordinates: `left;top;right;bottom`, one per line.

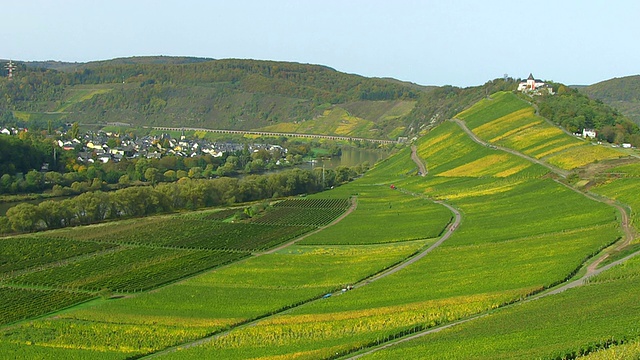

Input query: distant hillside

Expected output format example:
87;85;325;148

0;58;429;140
0;57;525;139
579;75;640;125
22;56;213;71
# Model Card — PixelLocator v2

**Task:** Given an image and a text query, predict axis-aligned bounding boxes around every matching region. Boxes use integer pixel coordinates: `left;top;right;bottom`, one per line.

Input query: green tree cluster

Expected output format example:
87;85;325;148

0;165;365;234
0;135;55;176
536;87;640;146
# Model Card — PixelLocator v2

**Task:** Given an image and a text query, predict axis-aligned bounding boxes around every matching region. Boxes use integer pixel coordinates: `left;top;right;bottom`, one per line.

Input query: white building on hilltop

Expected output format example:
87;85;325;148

518;73;554;95
518;73;544;91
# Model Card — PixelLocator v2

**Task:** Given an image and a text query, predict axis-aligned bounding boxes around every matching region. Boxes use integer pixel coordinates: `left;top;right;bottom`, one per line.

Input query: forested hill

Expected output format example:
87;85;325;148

579;75;640;125
23;56;214;71
0;58;425;139
0;57;521;140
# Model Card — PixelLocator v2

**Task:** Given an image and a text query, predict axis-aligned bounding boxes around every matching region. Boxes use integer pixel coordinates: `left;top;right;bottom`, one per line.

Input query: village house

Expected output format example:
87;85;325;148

582;129;597;139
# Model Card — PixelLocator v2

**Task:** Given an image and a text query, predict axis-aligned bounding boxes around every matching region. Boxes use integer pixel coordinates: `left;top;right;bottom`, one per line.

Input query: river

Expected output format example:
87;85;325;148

298;147;388;170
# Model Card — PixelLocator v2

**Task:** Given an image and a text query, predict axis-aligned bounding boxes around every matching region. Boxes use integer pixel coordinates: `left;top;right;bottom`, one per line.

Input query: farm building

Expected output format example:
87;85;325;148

582;128;597;139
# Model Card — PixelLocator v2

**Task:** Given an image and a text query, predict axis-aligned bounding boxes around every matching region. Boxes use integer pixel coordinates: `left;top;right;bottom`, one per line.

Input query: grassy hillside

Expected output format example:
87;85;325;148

158;102;626;358
580;75;640;125
459;92;626;170
258;101;415;139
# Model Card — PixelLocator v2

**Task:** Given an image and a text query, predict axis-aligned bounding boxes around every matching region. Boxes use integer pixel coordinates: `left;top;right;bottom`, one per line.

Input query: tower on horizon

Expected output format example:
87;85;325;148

4;60;16;80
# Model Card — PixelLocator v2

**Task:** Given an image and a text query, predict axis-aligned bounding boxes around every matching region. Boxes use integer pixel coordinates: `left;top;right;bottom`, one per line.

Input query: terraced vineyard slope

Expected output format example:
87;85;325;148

457;91;625;170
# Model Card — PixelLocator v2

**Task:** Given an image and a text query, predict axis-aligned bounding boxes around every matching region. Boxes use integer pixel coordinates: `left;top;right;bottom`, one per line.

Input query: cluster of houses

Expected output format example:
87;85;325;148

0;127;27;135
56;131;286;164
1;123;292;164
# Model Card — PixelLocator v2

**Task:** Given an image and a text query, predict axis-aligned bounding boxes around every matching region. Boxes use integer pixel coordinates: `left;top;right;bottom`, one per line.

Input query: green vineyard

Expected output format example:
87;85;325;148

0;237;116;275
0;197;352;333
57;220;314;251
0;287;93;326
8;248;248;292
1;89;639;359
273;198;352;209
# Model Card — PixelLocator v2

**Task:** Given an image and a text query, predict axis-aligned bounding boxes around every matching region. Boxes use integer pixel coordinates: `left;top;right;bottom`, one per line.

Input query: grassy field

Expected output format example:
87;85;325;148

0;199;354;350
0;185;449;358
300;189;452;245
260;100;415;140
7;247;246;292
260;107;375;138
55;85;114;112
0;237;116;274
0;287;94;326
165;221;619;359
414;121;548;178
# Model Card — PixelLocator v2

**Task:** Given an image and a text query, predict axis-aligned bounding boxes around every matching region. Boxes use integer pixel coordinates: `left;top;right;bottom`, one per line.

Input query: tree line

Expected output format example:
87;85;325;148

0;165;366;234
536;86;640;146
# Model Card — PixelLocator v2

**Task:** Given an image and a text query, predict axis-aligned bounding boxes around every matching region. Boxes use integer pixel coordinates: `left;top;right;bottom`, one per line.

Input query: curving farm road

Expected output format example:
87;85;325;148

355;146;459;285
258;196;358;255
411;145;427;176
451;118;570;178
356;199;459;288
452;117;637;273
145;166;461;358
347;120;640;359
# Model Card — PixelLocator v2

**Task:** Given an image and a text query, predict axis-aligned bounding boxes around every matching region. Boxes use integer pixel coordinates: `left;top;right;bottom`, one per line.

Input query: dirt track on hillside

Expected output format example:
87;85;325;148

451;118;570;178
259;196;358;255
347;121;640;359
145;152;461;359
411;145;427;176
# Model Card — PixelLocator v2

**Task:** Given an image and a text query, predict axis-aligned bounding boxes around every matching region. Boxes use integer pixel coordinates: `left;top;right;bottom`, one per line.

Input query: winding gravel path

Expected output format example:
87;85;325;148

346;120;639;359
145;184;461;358
411;145;427;176
451;118;569;178
258;196;358;255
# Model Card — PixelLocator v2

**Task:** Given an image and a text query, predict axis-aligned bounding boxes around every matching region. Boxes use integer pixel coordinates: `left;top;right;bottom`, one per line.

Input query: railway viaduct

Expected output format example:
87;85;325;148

149;126;398;145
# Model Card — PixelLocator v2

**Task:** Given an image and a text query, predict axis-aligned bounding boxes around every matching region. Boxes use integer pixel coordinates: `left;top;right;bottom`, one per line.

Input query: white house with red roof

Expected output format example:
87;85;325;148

517;73;547;91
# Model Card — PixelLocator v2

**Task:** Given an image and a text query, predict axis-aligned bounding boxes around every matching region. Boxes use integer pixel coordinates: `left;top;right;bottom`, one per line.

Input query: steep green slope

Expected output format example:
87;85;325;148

459;91;626;170
158;115;620;359
368;255;640;359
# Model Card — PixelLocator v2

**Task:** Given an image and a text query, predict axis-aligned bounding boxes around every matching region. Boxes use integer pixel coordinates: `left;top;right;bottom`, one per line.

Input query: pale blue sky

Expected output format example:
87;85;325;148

2;0;638;86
